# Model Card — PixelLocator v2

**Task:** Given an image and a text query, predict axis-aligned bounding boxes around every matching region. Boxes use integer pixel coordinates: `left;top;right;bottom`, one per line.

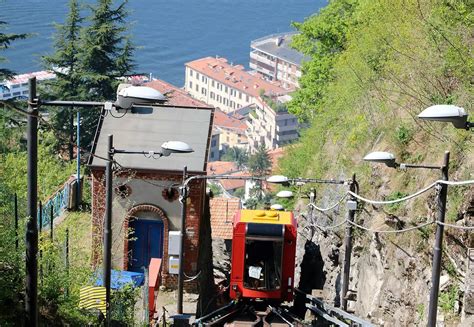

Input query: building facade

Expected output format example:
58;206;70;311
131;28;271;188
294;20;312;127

89;101;214;292
246;96;299;153
185;57;287;114
250;32;309;89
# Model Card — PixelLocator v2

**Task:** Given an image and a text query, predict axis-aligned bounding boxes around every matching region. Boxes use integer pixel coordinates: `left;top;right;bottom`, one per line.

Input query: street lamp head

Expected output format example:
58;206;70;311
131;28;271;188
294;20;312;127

270;204;284;211
276;190;294;198
363;151;397;168
267;175;289;184
160;141;194;157
418;105;470;129
115;84;167;109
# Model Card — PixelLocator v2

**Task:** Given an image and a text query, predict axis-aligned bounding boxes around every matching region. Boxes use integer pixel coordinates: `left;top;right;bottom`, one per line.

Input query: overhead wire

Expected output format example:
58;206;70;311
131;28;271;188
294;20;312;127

345;218;435;234
436;221;474;230
308;193;348;212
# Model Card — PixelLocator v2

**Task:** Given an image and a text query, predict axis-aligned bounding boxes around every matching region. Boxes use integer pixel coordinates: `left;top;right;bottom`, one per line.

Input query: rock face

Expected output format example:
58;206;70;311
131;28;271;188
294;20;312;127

293;186;473;326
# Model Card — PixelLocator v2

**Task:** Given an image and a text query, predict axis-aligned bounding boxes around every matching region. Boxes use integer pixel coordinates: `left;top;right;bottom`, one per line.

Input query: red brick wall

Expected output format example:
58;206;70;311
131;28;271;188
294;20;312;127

91;168;205;292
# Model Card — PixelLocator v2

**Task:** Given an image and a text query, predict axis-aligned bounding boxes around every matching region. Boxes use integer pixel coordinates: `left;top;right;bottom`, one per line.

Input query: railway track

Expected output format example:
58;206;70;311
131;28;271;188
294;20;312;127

193;290;374;326
193;301;306;326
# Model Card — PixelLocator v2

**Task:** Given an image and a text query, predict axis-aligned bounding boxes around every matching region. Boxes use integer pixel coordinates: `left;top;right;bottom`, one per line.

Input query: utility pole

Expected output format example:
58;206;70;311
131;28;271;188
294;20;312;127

104;134;113;326
177;166;188;314
26;77;38;327
427;151;450;327
76;111;81;209
341;174;358;310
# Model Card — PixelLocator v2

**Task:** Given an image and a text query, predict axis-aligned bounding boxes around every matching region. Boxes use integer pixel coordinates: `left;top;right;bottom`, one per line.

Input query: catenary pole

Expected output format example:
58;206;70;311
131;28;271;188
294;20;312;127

427;151;450;327
341;174;357;310
177;166;188;314
104;134;113;326
26;77;38;327
76;111;81;209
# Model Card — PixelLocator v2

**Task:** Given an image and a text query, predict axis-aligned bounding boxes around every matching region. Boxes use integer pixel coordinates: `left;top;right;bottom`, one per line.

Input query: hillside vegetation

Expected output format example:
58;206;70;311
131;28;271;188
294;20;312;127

282;0;473;324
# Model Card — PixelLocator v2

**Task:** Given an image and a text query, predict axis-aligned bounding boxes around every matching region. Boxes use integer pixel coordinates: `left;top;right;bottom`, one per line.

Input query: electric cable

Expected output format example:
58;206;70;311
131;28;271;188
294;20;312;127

184;270;202;282
348;181;438;205
310;218;347;230
345;218;434;234
308;194;348;212
436;221;474;230
438;180;474;186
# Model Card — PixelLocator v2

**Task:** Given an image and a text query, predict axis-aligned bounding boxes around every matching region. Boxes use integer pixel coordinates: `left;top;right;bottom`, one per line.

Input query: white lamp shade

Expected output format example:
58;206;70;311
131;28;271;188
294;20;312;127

363;151;397;167
418;105;468;129
267;175;289;184
116;84;167;109
161;141;194;156
276;190;294;198
271;204;284;211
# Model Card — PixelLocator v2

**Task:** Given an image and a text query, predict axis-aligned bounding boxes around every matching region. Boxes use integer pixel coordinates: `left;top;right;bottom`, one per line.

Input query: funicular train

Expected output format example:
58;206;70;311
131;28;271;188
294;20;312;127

229;209;297;303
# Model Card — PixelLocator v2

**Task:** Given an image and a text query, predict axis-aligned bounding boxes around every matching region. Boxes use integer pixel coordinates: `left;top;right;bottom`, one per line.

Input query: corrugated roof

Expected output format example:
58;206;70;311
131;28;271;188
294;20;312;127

90;105;213;172
210;197;241;239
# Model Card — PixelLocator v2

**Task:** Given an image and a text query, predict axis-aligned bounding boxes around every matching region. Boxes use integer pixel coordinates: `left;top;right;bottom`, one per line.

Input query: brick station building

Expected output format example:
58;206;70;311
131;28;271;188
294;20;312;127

89;82;213;291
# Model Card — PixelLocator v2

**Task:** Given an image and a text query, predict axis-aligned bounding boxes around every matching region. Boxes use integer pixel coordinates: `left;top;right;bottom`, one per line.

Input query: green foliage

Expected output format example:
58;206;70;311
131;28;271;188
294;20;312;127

221;146;249;169
248;144;271;177
384;191;408;213
0;18;29;79
42;0;136;149
208;183;222;197
438;284;458;314
110;283;140;324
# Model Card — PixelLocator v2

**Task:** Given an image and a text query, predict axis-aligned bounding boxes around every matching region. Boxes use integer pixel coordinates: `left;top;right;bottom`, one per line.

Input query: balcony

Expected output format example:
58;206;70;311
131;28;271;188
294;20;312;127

250;51;276;68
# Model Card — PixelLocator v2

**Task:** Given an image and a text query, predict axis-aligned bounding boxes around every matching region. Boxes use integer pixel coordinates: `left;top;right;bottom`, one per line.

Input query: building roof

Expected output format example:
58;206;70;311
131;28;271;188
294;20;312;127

185;57;288;99
251;32;310;66
210;197;241;239
145;79;209;108
3;70;56;85
89;104;213;172
218;171;250;191
207;161;238;175
213;109;247;134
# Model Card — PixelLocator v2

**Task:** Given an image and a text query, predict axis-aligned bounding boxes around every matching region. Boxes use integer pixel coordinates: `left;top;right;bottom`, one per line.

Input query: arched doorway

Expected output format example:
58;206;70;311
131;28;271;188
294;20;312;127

124;204;169;273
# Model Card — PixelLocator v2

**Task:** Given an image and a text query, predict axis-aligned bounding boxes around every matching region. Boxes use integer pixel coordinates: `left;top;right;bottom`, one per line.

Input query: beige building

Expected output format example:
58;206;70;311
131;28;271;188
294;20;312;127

185;56;287;114
246;96;299;153
250;32;309;89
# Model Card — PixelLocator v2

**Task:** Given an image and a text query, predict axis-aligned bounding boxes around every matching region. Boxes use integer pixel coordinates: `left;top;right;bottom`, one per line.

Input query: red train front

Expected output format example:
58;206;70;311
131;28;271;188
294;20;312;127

229;209;297;302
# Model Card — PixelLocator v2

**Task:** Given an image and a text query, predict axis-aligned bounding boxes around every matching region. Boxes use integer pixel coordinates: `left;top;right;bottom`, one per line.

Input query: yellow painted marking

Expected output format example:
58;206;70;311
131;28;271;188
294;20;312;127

239;210;292;225
79;286;107;317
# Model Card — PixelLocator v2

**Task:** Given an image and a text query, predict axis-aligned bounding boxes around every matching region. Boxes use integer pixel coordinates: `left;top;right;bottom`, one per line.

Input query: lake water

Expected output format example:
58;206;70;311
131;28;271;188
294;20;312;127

1;0;325;86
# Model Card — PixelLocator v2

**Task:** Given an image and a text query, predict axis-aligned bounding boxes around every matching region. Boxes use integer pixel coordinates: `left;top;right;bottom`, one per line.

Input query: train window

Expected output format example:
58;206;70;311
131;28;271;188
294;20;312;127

243;239;283;291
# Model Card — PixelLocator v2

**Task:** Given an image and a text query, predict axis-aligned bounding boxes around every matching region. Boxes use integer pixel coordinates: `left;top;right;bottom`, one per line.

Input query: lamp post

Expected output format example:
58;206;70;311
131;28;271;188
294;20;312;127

23;79;173;326
364;150;450;326
418;105;472;130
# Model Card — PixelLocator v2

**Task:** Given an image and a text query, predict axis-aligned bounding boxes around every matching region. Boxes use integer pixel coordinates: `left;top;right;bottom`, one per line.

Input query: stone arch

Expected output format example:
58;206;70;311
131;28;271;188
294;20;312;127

122;203;170;273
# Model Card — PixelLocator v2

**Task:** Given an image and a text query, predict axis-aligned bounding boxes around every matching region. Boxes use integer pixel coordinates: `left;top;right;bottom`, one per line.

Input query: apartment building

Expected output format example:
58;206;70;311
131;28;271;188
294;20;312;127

185;56;287;114
250;32;309;89
246;95;299;153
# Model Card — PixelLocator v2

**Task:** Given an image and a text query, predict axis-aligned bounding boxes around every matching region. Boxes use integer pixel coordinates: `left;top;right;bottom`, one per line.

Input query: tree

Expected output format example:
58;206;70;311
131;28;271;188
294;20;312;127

0;19;28;80
78;0;135;100
221;146;249;169
288;0;358;121
247;144;271;206
42;0;83;156
248;144;271;177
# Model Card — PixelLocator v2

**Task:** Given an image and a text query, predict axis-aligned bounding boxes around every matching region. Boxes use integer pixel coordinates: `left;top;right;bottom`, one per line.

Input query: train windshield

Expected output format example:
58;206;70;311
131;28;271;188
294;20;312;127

243;239;283;291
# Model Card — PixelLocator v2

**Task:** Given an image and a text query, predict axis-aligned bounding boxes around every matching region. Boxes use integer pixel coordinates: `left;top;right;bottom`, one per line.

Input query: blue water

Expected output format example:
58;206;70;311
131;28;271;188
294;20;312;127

1;0;325;86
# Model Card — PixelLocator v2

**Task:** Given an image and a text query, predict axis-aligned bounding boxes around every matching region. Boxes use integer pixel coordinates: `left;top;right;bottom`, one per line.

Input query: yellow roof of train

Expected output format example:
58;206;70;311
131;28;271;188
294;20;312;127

238;209;293;225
